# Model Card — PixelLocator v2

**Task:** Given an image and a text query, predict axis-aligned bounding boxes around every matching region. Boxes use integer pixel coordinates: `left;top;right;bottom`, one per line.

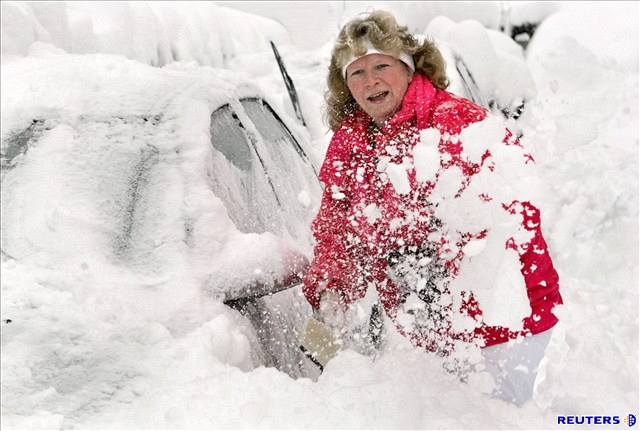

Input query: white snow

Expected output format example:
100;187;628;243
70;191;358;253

1;1;638;429
414;128;442;183
462;238;487;257
459;114;505;162
1;1;290;66
431;165;465;203
385;161;411;195
363;203;382;224
426;15;536;113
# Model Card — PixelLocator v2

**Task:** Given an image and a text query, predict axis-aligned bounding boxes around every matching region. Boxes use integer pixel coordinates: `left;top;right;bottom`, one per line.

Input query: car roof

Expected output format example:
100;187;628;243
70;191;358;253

1;52;265;137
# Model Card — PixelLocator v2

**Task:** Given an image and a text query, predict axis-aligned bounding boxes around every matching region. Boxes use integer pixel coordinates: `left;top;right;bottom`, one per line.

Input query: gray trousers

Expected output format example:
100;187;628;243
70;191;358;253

481;329;553;406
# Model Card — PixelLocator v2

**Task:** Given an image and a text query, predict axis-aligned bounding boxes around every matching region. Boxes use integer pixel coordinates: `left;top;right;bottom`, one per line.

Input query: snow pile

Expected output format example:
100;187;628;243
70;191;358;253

217;1;346;50
527;2;638;71
518;2;639;413
426;15;536;114
509;2;560;27
218;1;561;50
1;1;290;67
1;2;638;429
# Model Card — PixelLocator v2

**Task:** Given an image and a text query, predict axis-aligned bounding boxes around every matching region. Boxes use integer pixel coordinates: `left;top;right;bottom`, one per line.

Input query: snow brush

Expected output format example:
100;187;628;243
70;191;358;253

299;317;339;372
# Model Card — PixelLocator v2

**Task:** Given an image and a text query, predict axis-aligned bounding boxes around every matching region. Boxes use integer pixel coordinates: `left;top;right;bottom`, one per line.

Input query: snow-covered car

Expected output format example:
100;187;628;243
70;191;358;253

425;16;537;120
1;50;322;379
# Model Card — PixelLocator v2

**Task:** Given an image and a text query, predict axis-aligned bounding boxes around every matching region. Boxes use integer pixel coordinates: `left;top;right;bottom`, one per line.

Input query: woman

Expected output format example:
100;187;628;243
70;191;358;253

302;10;562;405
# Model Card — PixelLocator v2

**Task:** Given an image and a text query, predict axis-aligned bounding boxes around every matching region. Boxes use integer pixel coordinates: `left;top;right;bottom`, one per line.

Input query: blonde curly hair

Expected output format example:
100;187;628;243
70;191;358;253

325;10;449;131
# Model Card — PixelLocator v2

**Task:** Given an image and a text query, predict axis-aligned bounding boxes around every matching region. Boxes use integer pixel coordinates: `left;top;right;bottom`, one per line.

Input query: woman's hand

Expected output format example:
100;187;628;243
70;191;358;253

317;290;346;329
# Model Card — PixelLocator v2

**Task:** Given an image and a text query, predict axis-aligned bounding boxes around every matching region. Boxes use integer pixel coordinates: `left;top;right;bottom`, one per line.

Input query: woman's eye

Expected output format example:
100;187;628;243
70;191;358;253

375;64;390;70
350;69;363;77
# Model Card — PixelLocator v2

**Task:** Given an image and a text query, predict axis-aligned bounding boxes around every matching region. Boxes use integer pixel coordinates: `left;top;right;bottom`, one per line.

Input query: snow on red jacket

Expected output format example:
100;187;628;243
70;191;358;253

303;74;562;348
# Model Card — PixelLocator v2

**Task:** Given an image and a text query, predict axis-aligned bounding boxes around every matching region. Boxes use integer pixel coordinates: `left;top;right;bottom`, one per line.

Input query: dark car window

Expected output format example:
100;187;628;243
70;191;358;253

209;104;283;235
209;106;253;172
240;98;318;241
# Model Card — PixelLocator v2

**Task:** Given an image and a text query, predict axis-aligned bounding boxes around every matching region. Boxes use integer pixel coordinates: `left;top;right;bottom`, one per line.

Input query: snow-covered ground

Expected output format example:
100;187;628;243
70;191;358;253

1;1;638;429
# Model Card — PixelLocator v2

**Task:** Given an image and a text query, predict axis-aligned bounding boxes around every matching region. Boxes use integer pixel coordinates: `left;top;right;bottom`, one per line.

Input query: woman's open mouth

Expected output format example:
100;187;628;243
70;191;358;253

367;91;389;103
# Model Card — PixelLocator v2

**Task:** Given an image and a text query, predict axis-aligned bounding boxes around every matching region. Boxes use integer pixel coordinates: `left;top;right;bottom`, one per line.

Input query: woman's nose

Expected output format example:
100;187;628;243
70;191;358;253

364;71;379;88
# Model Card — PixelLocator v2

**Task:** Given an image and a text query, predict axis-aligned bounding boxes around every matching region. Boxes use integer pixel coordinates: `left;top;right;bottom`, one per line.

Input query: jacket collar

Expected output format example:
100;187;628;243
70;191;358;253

389;73;437;130
349;74;437;133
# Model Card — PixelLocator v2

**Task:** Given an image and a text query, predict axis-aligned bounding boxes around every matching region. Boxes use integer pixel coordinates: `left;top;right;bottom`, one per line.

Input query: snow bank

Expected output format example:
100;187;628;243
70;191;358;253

517;0;639;415
1;2;637;429
1;1;290;67
426;15;536;114
528;2;638;70
509;2;560;26
217;2;561;50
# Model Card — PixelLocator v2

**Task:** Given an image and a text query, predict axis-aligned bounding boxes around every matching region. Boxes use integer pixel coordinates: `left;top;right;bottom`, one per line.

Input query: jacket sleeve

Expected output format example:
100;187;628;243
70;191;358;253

515;201;563;330
462;121;563;345
492;129;563;339
302;129;366;310
499;128;563;322
303;188;358;309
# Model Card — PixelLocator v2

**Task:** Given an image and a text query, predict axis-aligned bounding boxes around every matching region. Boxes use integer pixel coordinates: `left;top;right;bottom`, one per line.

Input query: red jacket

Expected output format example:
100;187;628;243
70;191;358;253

303;74;562;348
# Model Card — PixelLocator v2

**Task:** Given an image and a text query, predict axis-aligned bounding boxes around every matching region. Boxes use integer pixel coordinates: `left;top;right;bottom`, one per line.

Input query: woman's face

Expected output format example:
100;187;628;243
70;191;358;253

345;53;413;126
